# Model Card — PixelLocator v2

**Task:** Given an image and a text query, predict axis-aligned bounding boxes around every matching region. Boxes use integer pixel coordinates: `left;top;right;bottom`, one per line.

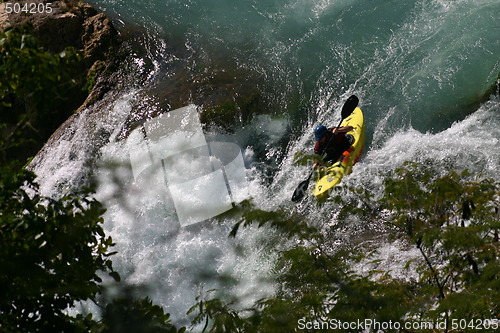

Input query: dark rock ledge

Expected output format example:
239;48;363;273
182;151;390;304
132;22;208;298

1;0;119;109
1;0;125;164
1;1;268;138
2;0;115;60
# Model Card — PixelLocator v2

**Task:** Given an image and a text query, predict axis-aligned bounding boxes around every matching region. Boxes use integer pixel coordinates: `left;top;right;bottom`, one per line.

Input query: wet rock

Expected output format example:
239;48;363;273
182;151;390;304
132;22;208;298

149;64;266;132
0;1;120;163
1;0;117;65
1;1;120;112
81;12;116;63
481;72;500;100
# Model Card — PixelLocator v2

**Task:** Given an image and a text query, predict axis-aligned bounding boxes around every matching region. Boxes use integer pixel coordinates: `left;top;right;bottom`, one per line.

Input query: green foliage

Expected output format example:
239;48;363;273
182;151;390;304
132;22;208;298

0;163;185;332
84;60;106;93
98;294;186;333
293;151;323;167
190;163;498;332
189;291;251;333
0;165;117;332
381;162;499;325
0;27;87;162
194;203;412;332
0;27;185;331
0;28;84;108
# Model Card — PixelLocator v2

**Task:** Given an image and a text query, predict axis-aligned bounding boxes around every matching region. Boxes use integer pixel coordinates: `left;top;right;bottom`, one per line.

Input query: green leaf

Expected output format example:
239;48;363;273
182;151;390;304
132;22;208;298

109;271;121;282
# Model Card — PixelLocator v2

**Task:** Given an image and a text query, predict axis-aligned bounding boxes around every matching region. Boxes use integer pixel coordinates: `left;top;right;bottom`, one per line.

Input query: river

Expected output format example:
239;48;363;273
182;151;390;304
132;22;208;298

29;0;499;327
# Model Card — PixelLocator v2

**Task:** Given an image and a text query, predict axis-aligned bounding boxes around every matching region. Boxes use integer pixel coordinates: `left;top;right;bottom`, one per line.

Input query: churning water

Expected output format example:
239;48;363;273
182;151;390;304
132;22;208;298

30;0;499;327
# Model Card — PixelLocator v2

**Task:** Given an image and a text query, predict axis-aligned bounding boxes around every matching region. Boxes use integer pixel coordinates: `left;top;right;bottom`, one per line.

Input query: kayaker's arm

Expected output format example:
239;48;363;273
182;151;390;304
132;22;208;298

312;140;324;168
332;126;354;134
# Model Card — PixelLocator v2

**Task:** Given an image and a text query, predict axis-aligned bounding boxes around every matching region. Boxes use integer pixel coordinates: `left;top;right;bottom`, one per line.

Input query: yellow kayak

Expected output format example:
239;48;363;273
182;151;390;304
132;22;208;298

312;107;365;199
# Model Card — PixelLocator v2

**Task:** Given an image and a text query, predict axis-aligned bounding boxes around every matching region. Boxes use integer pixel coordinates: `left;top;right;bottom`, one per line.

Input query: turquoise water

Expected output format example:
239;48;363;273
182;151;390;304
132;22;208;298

32;0;499;328
90;0;499;134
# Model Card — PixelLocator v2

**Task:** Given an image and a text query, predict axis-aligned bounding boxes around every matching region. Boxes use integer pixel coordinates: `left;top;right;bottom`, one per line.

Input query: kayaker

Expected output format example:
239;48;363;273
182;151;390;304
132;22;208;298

313;124;354;165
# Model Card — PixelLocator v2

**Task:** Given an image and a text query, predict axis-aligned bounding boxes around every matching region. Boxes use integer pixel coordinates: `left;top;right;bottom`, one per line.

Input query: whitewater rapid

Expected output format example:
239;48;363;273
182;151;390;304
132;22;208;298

29;0;499;328
29;90;499;326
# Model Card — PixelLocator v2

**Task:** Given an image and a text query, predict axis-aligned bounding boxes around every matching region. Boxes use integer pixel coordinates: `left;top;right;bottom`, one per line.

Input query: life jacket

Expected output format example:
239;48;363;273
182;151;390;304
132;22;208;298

314;129;352;163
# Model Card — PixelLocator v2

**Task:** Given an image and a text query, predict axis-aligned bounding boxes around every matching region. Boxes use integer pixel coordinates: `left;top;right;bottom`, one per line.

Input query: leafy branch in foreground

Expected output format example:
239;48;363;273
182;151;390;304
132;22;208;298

229;200;317;240
381;162;499;324
193;203;411;332
0;27;87;162
0;165;185;332
190;163;498;332
98;291;185;333
1;27;184;332
0;166;117;332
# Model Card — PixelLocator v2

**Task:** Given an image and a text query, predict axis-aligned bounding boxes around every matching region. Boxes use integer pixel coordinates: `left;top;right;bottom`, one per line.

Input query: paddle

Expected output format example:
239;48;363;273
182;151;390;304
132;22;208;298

291;95;359;202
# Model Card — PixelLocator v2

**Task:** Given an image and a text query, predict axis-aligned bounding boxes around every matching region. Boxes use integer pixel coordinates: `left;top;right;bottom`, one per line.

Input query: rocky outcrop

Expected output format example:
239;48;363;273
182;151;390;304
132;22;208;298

1;0;120;111
482;72;500;100
81;12;116;63
0;1;120;163
0;3;9;31
148;65;265;132
1;0;117;65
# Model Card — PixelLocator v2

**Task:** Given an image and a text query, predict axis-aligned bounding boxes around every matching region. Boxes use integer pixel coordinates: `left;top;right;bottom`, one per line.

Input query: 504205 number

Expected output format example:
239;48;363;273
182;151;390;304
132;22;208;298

5;2;53;14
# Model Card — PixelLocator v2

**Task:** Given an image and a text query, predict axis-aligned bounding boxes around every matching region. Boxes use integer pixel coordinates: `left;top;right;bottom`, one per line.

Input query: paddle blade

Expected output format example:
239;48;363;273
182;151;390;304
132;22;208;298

291;178;311;202
341;95;359;119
